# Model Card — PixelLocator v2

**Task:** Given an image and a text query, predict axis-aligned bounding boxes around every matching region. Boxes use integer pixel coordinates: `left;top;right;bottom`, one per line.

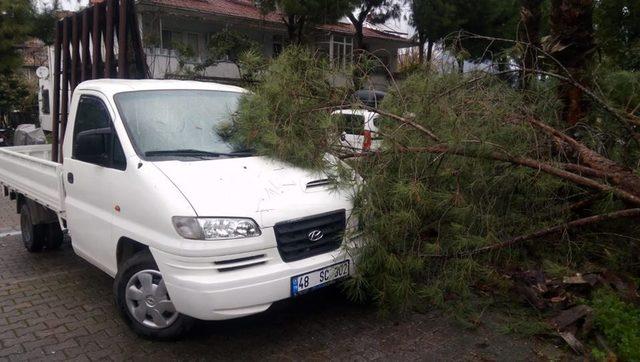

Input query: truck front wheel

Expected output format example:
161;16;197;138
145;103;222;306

114;251;194;339
20;203;45;252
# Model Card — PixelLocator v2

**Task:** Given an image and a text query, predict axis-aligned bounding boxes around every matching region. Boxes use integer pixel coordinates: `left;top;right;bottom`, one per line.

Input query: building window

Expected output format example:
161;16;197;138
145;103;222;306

316;35;353;69
161;30;201;57
185;32;200;54
333;35;353;69
161;30;176;49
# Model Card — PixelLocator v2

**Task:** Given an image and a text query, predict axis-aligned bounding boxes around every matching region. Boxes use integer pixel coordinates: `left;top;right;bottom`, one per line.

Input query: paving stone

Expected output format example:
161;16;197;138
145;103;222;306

0;196;571;361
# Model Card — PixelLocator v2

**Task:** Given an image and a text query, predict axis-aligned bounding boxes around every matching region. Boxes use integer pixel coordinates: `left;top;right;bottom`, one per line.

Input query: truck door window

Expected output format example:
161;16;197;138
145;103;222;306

73;96;126;170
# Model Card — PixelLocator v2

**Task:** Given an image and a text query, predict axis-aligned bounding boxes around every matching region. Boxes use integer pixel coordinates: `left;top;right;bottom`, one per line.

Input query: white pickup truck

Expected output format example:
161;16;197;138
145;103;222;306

0;79;359;339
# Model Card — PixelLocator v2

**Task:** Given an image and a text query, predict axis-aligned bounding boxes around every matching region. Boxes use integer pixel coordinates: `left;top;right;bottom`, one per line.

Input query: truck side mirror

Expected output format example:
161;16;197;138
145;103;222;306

74;128;112;166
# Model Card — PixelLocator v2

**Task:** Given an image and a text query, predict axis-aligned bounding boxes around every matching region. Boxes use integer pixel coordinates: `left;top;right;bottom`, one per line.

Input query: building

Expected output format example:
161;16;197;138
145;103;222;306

134;0;411;89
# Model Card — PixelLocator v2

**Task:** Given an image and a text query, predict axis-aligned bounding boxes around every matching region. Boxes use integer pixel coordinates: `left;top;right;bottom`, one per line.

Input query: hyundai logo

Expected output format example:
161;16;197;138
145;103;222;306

308;229;324;242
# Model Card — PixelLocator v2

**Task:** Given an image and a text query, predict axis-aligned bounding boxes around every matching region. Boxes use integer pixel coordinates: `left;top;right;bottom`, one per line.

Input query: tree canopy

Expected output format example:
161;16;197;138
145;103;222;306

595;0;640;70
408;0;519;65
348;0;401;50
255;0;356;44
0;0;35;75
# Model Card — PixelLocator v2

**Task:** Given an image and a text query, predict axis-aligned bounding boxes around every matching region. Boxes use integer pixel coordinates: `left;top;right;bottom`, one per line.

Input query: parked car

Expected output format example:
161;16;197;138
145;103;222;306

354;89;386;108
332;109;382;153
0;79;361;339
0;126;12;147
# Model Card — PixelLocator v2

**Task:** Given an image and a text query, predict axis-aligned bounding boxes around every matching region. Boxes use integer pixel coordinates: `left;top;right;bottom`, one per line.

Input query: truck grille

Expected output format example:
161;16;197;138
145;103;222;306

274;210;346;262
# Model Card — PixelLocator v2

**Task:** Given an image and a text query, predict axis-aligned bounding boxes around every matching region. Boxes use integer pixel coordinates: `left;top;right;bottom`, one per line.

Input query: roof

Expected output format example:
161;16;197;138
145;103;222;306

77;79;247;96
142;0;409;43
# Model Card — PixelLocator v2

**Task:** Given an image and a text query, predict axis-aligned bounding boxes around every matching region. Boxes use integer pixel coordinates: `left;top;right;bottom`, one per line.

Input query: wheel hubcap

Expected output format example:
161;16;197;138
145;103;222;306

125;270;178;329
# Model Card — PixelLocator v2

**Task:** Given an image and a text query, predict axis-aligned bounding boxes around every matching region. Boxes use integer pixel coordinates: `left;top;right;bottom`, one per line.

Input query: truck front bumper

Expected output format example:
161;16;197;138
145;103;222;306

151;234;361;321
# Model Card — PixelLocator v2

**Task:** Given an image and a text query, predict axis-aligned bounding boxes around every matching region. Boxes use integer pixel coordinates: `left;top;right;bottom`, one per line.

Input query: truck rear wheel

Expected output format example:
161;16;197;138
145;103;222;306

20;203;45;252
114;250;194;339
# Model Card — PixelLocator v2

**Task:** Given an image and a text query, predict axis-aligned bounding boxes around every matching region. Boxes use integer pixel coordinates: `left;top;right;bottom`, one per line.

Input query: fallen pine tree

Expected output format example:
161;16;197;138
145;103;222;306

230;46;640;358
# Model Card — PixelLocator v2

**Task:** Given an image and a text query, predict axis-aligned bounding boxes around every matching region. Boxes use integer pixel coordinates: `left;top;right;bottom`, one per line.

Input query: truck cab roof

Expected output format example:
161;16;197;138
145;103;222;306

75;79;247;98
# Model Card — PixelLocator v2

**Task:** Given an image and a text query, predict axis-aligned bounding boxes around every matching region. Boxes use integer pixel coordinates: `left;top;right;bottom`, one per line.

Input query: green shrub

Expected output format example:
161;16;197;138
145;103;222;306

590;289;640;361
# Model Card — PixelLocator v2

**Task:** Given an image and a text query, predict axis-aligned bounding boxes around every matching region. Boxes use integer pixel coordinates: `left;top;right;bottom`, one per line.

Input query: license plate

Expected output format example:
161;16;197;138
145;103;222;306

291;260;350;296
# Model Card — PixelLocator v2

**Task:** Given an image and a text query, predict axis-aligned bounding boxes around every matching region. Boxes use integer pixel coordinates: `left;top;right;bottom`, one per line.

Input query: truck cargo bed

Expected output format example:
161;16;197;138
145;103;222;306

0;145;63;213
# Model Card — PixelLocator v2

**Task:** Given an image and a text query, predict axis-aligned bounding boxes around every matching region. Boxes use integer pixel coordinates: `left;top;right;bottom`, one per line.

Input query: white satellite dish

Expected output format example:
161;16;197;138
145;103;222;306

36;66;50;79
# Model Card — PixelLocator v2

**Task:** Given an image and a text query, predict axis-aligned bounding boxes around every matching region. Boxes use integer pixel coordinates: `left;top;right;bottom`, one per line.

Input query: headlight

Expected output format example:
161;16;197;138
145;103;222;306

172;217;262;240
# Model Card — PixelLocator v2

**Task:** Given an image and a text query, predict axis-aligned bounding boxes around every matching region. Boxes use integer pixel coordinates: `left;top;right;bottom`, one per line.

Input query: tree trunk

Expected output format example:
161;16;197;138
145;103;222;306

458;59;464;74
354;22;365;51
426;40;434;63
285;15;297;44
296;17;306;45
519;0;543;89
549;0;595;125
418;32;426;64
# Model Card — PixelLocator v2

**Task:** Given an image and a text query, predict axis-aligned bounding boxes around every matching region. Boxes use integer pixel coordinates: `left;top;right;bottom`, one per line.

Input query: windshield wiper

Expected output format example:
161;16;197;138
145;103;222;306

144;149;253;158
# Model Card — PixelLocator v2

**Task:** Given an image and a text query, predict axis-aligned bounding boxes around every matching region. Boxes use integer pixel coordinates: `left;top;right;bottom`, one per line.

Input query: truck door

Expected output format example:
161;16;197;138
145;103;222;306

63;93;127;276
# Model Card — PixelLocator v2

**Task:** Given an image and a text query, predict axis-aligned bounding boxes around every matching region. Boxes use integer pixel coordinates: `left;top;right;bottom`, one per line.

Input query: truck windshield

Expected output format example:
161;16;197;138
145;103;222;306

114;90;247;158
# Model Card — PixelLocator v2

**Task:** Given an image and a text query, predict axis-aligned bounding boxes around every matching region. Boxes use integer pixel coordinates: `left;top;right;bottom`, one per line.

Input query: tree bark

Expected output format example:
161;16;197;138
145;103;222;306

348;14;366;51
519;0;543;89
426;40;434;63
296;17;305;44
285;15;297;44
549;0;595;125
418;32;426;64
402;144;640;206
448;208;640;257
527;117;640;196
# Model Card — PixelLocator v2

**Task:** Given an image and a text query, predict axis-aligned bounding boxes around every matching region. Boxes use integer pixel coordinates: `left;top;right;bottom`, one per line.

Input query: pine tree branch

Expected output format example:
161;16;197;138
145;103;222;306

526;117;640;196
361;106;441;142
438;208;640;258
402;144;640;206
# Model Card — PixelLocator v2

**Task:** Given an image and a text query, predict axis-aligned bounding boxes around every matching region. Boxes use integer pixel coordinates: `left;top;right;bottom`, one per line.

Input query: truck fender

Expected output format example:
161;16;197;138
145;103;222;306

116;237;149;270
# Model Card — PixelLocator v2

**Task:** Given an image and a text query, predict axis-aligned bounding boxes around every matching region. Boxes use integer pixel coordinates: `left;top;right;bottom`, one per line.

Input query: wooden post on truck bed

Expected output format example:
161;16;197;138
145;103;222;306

50;0;149;162
105;0;114;78
92;2;102;79
60;18;70;156
71;15;80;91
118;0;128;78
81;10;90;83
51;22;62;162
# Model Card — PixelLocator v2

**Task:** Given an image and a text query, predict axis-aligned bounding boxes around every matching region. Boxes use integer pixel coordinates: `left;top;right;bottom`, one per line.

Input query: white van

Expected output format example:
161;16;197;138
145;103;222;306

0;79;361;339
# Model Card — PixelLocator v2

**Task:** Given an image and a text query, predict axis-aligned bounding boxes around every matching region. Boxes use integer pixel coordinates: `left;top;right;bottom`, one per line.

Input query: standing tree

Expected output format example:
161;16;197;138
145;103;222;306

518;0;544;88
454;0;520;70
255;0;355;44
30;0;59;45
595;0;640;71
548;0;595;125
0;0;58;120
408;0;463;63
0;0;34;75
408;0;519;70
348;0;400;51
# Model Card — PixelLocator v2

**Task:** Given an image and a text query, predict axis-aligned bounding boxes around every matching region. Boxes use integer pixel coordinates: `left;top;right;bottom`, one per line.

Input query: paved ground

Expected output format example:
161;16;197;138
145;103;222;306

0;196;570;361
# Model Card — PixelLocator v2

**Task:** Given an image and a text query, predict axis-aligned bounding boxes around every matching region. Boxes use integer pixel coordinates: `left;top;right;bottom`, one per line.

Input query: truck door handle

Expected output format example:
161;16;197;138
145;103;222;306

67;172;74;184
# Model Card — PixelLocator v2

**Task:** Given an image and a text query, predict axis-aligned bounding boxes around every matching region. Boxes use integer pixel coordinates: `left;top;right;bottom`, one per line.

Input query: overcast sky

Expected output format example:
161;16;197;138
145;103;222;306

44;0;413;36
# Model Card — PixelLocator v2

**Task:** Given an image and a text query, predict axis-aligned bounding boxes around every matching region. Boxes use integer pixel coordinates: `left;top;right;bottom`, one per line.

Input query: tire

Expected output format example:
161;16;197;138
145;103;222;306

20;203;45;253
114;250;194;339
44;223;64;250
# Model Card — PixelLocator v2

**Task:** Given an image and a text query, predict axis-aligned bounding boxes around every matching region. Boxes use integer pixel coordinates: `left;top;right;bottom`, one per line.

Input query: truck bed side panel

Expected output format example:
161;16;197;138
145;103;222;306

0;145;63;213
